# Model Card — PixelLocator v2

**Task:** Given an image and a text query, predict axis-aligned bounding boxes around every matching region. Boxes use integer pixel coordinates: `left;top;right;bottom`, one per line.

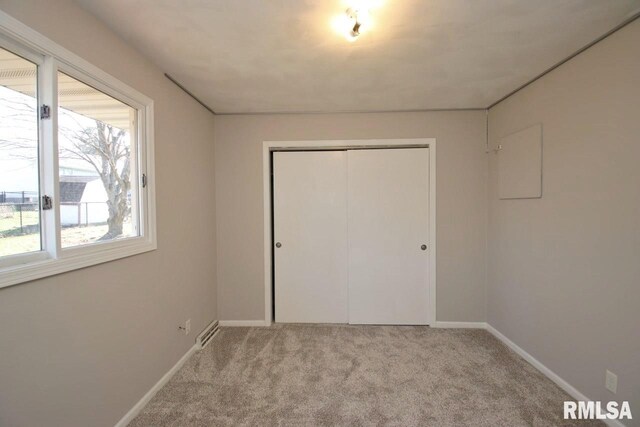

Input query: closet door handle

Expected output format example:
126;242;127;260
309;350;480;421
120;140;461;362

420;244;427;251
275;242;282;248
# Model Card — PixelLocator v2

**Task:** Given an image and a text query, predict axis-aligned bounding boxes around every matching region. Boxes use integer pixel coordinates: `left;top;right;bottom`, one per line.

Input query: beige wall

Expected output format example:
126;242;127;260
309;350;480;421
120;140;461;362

0;1;217;426
214;111;488;322
488;19;640;419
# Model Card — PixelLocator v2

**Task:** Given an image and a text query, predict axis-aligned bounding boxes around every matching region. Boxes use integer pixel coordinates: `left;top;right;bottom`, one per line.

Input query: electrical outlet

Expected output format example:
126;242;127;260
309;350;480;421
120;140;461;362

185;319;191;335
605;370;617;394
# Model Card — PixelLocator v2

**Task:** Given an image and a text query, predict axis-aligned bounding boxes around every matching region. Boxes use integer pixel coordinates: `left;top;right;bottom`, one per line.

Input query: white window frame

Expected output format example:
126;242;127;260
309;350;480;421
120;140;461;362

0;10;156;289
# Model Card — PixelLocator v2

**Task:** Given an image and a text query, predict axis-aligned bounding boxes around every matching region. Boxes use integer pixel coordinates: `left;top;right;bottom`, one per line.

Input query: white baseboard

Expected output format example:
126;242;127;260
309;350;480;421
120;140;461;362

485;324;589;400
218;320;269;327
433;321;487;329
114;344;198;427
485;324;626;427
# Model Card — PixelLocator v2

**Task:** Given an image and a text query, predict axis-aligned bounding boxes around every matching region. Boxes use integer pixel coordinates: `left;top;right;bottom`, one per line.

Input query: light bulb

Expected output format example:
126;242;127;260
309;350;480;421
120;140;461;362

332;14;354;37
333;2;379;42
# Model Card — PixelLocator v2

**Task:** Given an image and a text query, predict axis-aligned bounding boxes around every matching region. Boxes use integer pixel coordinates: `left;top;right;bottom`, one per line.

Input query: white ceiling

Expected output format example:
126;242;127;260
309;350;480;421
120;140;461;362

75;0;640;114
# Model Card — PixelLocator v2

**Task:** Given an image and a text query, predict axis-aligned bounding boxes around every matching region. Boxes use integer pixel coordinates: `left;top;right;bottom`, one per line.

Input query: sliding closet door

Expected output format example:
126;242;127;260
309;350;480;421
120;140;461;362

348;148;430;324
273;151;348;323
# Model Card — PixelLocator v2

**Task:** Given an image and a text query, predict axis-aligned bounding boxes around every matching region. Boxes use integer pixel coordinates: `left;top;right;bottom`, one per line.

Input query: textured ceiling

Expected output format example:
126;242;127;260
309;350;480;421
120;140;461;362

75;0;640;113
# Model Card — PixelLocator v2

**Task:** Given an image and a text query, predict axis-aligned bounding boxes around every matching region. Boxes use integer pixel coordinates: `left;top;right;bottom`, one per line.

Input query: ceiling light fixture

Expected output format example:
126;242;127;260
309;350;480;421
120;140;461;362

346;8;366;39
332;3;377;42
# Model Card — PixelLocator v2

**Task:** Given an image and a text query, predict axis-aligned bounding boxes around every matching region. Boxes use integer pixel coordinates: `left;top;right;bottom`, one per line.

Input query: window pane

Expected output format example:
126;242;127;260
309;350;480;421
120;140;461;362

0;47;41;257
58;72;138;248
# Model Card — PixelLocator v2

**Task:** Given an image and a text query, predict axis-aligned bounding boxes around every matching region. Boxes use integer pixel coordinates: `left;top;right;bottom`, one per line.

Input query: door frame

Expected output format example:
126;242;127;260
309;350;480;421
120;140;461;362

262;138;437;326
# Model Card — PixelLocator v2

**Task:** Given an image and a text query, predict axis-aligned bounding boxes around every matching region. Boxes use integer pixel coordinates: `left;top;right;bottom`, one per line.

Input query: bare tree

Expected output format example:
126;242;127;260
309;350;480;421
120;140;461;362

60;120;131;240
0;93;131;240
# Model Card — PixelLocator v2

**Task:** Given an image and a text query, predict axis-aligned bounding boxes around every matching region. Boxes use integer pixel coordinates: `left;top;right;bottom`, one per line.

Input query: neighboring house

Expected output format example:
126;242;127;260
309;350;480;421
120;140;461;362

59;175;108;226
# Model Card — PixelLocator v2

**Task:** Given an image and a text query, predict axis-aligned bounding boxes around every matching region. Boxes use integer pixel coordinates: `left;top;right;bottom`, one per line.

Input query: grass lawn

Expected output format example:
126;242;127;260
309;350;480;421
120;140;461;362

0;209;39;233
0;209;41;257
61;224;111;247
0;233;40;257
0;214;134;257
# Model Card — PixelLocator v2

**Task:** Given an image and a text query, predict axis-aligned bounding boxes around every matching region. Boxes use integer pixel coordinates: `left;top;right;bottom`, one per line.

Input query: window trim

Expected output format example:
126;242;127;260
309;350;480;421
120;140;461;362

0;10;156;289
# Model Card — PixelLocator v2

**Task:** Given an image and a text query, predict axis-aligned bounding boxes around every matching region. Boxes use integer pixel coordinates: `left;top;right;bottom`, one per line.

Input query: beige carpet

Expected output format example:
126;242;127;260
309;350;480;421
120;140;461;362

129;324;601;426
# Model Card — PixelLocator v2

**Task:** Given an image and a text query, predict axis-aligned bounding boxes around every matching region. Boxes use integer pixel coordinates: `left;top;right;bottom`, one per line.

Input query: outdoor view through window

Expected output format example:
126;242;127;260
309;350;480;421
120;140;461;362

0;47;40;258
58;72;138;248
0;46;140;259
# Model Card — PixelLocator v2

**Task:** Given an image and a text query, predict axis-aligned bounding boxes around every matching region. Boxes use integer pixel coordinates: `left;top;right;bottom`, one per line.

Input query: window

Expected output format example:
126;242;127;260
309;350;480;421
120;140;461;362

0;18;155;289
58;72;139;248
0;47;41;258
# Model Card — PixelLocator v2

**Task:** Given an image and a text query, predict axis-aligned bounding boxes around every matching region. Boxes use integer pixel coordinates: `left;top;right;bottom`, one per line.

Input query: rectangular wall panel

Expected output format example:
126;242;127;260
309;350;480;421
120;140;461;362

498;124;543;199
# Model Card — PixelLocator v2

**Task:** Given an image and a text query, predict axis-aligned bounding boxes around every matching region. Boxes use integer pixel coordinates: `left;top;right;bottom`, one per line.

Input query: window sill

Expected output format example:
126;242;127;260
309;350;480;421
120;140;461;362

0;238;156;289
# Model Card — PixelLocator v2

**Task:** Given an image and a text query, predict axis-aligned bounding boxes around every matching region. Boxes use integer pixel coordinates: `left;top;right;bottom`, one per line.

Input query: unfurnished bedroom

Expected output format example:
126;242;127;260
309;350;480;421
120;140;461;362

0;1;638;426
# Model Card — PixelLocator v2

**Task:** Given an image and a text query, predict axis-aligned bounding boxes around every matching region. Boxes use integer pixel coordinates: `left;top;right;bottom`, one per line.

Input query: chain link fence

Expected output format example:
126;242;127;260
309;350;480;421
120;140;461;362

0;191;40;236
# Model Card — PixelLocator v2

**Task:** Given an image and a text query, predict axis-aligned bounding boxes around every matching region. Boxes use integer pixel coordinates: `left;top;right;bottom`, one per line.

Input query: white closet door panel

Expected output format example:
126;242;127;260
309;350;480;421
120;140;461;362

348;148;430;325
274;151;348;323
